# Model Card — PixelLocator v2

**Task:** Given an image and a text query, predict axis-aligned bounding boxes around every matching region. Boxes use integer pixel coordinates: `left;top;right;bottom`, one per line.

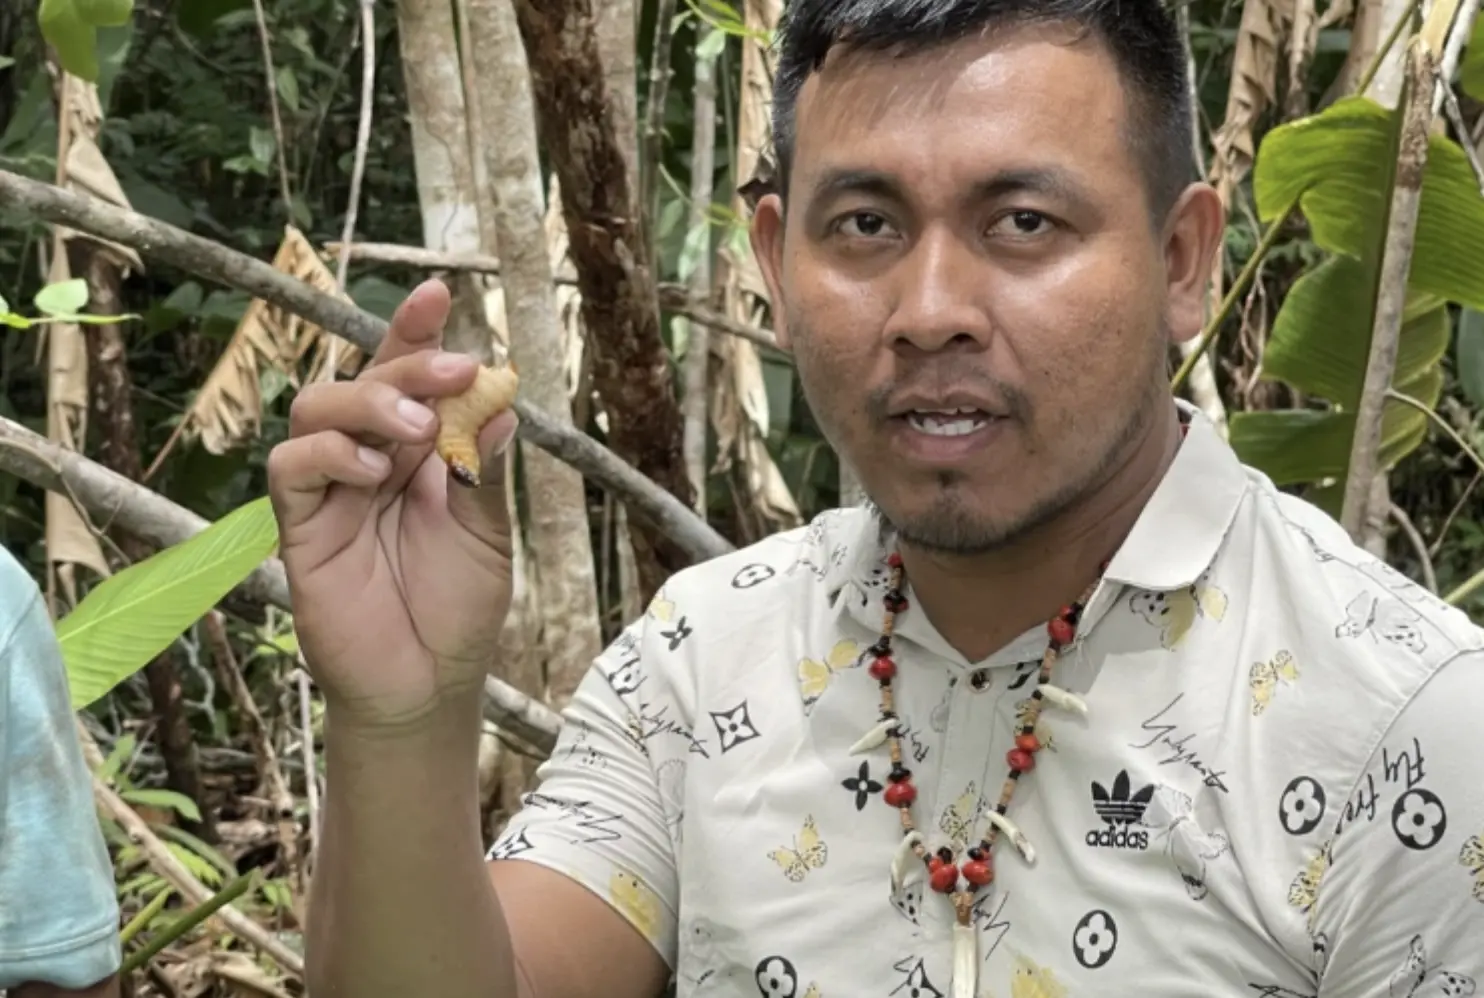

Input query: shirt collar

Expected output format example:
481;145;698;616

1101;400;1250;592
824;399;1250;623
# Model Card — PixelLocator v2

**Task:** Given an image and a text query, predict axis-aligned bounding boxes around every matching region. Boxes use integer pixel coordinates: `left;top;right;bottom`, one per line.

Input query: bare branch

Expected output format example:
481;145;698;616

1;415;561;755
0;167;733;565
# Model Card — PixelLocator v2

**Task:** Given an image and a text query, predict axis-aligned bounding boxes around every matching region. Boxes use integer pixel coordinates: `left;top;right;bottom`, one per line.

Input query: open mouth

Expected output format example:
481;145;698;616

903;408;995;438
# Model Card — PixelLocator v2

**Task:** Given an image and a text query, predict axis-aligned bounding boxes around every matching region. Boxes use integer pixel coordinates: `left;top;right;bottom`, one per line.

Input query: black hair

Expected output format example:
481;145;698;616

770;0;1195;219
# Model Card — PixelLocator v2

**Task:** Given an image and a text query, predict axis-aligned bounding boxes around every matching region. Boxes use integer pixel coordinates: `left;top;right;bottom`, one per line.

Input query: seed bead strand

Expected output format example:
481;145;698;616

869;551;1101;929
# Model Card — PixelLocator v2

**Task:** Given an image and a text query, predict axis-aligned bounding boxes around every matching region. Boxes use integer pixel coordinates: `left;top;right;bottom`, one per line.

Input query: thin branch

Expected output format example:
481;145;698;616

120;871;256;975
2;416;561;755
0;168;734;565
1341;38;1438;540
331;0;377;294
248;0;295;220
1387;502;1438;592
1442;82;1484;196
640;0;679;243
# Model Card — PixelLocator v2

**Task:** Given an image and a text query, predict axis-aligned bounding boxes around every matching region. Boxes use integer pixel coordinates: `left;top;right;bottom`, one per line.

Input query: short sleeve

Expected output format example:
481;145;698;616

1314;650;1484;996
488;621;679;969
0;584;122;990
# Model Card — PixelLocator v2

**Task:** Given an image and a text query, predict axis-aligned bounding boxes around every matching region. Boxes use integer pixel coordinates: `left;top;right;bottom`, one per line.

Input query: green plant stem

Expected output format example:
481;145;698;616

120;871;255;975
118;884;174;947
1357;0;1424;96
1384;389;1484;605
1170;204;1295;393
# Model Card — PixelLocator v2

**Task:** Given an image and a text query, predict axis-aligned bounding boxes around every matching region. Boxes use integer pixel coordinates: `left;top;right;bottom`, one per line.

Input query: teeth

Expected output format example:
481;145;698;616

908;412;988;437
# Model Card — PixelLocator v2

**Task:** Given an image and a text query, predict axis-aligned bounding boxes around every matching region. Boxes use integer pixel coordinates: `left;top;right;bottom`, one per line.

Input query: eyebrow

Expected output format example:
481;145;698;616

803;165;1092;210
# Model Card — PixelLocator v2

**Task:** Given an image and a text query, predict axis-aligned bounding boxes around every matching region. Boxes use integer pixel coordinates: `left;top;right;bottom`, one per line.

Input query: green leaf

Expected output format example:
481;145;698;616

697;25;727;62
0;294;8;313
39;0;100;81
1262;255;1451;409
1254;95;1484;310
249;125;274;166
276;65;300;112
121;788;202;823
74;0;133;25
0;56;15;70
56;497;280;709
34;278;90;316
1457;309;1484;408
1229;397;1433;487
1460;12;1484;101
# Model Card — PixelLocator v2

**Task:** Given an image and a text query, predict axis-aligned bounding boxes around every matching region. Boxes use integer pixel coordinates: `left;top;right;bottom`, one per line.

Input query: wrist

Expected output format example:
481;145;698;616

322;682;486;753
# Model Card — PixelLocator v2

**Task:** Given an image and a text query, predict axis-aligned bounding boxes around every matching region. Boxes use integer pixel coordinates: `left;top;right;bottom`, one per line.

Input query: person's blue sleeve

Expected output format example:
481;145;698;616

0;549;121;990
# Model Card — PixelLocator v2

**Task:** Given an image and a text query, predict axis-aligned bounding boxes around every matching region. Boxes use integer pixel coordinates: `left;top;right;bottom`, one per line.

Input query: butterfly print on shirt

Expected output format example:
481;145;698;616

1460;827;1484;902
768;815;828;883
1129;572;1229;649
1387;934;1476;998
1335;591;1426;654
798;640;863;715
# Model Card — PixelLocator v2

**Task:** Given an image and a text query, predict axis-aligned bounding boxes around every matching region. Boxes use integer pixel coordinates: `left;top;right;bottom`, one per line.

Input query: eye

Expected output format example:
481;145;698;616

990;210;1054;238
835;211;897;239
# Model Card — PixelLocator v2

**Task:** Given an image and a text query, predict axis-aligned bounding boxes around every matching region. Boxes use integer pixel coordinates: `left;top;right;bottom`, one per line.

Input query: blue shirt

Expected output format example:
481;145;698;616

0;544;121;989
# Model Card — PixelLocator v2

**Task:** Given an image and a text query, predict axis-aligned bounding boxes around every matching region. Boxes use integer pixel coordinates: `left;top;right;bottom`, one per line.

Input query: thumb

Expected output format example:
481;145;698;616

444;407;520;551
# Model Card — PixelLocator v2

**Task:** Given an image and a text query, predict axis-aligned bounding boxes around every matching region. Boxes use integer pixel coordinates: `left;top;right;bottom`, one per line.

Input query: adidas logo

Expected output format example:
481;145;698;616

1086;770;1154;851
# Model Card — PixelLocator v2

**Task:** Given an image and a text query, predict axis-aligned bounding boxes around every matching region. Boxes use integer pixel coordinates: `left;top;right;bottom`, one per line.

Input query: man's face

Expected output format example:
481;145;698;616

752;24;1216;555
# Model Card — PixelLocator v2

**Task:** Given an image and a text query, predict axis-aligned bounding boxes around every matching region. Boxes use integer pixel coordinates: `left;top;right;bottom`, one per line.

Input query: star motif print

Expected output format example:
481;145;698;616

710;701;761;753
841;761;883;811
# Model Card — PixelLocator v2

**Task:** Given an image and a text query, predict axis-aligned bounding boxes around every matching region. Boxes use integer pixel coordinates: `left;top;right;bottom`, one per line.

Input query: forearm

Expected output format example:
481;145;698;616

307;692;520;998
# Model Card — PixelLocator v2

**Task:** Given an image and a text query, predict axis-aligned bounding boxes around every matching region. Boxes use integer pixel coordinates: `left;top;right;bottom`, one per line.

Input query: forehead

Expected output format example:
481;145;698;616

790;23;1137;199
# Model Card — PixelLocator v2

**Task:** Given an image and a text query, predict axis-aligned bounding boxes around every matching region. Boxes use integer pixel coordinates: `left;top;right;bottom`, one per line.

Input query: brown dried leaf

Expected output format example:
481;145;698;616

1210;0;1294;206
185;226;360;454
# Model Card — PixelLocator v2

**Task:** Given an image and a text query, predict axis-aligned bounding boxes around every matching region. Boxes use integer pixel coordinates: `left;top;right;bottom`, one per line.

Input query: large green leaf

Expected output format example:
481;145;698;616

57;497;279;709
37;0;134;82
1229;391;1435;488
1254;96;1484;310
1261;255;1451;409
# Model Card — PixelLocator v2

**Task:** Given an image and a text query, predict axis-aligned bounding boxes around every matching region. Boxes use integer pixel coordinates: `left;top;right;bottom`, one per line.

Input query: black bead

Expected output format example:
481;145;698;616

872;638;892;657
937;846;954;863
888;765;911;783
967;847;985;862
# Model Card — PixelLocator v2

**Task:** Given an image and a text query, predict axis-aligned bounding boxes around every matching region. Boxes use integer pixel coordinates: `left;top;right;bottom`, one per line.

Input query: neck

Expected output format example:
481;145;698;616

897;403;1184;663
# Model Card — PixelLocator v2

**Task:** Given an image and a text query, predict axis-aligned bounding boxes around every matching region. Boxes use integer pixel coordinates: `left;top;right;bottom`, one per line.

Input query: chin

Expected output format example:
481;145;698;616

867;487;1031;557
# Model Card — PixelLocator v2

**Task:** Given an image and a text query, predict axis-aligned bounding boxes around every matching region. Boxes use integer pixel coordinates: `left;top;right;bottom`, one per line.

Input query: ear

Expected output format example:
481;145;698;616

749;192;793;351
1160;182;1226;345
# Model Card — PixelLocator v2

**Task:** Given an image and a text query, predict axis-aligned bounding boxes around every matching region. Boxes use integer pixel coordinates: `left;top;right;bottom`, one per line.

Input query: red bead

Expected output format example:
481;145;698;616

927;855;944;873
1015;733;1041;754
1048;617;1075;646
1008;748;1036;772
884;781;917;807
888;552;903;569
929;863;960;893
961;859;994;887
869;655;897;681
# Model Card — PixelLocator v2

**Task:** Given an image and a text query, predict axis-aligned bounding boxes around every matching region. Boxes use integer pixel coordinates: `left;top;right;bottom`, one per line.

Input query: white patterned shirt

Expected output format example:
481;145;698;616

491;405;1484;998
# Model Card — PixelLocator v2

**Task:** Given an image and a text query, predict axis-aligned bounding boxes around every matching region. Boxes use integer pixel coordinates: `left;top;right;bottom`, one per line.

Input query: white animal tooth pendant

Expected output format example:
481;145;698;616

952;921;977;998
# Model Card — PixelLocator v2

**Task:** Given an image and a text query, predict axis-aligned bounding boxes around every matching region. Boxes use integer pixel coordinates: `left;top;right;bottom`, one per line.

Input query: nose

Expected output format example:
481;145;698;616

882;227;994;355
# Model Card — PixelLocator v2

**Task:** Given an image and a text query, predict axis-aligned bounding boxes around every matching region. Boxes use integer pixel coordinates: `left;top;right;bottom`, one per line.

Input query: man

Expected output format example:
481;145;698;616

267;2;1484;996
0;544;121;998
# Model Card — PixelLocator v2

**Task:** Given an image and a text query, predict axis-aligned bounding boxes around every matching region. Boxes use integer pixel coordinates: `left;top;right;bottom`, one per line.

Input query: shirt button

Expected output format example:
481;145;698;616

970;669;991;691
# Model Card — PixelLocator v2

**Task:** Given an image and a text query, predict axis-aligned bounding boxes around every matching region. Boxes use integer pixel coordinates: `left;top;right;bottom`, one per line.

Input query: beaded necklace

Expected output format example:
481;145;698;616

858;555;1097;998
858;421;1188;997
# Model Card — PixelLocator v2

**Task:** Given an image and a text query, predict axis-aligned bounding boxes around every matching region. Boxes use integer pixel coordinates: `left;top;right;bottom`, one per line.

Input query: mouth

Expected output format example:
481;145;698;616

900;407;998;438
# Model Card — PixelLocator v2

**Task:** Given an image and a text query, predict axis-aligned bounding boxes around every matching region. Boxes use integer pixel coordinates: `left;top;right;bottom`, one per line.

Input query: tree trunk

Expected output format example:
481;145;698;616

394;0;489;359
513;0;695;597
79;246;217;843
465;0;603;710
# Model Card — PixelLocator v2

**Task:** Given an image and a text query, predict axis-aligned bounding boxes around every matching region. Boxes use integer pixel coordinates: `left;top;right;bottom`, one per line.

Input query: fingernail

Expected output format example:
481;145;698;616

431;351;473;376
358;446;390;473
397;398;435;430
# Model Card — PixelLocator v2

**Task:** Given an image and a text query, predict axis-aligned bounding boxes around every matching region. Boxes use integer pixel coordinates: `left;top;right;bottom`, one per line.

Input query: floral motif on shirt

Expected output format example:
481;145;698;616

798;639;863;715
1250;650;1299;716
1129;572;1229;650
768;815;829;883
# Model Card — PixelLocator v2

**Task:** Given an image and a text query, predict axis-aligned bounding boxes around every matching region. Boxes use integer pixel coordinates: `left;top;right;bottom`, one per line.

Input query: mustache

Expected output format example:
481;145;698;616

863;374;1031;424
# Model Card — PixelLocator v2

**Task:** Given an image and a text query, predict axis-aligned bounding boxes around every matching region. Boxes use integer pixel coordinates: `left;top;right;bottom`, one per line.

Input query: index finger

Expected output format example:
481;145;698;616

368;278;453;369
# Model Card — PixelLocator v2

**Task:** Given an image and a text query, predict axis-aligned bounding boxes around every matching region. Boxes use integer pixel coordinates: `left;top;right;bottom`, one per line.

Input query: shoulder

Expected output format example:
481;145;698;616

0;542;45;649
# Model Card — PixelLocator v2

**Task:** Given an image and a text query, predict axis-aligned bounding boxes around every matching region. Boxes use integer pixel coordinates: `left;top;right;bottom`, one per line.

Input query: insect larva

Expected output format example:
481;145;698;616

434;361;520;488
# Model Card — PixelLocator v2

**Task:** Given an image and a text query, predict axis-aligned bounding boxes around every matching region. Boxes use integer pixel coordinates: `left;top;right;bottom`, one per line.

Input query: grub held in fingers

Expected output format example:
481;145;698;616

435;362;521;487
